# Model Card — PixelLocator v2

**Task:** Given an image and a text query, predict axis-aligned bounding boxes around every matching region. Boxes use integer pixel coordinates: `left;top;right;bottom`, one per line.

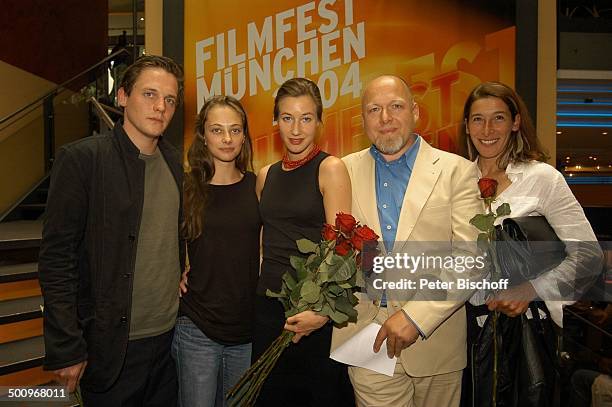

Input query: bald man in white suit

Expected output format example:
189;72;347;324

332;75;483;406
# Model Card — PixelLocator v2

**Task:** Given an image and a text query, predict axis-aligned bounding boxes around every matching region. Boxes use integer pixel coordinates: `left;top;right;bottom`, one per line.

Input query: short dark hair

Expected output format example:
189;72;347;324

274;78;323;121
461;81;548;167
119;55;184;104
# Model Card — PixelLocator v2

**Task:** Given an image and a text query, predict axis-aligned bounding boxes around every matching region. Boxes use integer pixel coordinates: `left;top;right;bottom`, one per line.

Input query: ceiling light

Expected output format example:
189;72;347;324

597;166;601;170
594;157;598;161
556;131;562;135
140;17;145;21
603;132;608;135
565;156;570;160
589;156;593;159
569;173;574;177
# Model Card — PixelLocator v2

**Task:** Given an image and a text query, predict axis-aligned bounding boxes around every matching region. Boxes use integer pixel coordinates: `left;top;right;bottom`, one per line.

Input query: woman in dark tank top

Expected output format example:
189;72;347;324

172;96;261;407
254;78;354;406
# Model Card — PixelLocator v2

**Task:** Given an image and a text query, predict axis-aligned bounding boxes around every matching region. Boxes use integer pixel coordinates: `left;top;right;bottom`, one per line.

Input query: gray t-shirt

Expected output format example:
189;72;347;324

129;148;180;340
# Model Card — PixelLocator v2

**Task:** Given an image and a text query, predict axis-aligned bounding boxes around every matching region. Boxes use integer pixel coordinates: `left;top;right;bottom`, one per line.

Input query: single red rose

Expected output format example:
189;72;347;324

334;236;352;256
321;223;338;241
351;225;380;251
335;212;357;234
477;178;498;199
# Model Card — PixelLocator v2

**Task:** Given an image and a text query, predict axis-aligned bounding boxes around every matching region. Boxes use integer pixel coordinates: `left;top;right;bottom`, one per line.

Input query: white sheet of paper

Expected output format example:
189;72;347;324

330;323;397;377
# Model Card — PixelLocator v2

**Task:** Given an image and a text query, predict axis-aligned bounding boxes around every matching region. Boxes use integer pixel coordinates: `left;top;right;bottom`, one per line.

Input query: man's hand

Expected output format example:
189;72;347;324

486;281;537;317
374;310;419;358
54;361;87;393
284;311;329;343
178;265;190;297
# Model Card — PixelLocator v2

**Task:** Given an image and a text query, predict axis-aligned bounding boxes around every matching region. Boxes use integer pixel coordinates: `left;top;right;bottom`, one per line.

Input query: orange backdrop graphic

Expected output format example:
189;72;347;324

184;0;515;169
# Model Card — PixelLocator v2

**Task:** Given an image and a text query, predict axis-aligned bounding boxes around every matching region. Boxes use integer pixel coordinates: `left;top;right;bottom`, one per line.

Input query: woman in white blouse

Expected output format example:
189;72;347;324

462;81;602;325
460;81;603;406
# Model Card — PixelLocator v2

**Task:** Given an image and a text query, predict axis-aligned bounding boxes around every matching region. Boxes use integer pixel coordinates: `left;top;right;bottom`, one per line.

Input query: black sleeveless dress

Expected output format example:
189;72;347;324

254;151;354;406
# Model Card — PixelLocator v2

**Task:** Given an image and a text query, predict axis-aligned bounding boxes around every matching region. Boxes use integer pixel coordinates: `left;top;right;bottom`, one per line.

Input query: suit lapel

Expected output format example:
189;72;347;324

352;152;383;242
393;141;441;252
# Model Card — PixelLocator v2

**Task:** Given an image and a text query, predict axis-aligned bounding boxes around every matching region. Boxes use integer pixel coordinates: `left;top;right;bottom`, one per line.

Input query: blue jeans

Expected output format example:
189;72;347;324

172;316;252;407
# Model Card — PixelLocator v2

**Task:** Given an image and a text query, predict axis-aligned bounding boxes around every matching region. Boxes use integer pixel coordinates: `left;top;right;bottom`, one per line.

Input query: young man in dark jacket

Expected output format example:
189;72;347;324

39;55;184;406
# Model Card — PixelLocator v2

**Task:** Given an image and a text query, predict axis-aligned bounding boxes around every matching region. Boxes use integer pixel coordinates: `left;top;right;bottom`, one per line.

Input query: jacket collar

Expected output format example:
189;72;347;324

352;138;441;251
113;119;142;158
393;140;441;248
112;119;181;186
112;119;173;158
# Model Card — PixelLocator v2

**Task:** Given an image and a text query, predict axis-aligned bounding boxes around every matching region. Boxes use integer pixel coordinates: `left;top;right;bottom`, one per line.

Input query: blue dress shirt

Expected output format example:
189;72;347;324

370;136;421;251
370;136;421;308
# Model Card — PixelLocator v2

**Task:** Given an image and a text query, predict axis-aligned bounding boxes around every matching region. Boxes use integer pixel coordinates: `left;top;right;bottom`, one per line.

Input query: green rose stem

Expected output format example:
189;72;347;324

227;331;294;406
484;195;499;407
488;197;502;406
249;332;293;401
492;310;499;406
470;183;510;407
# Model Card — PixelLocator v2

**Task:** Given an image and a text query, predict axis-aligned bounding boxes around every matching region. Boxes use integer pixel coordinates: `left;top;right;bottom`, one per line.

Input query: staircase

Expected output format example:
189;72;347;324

0;178;49;386
0;178;81;407
0;216;45;380
0;52;125;407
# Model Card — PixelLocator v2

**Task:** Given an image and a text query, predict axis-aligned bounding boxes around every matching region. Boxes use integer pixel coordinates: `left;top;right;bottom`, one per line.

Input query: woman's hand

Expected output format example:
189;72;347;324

486;281;537;317
284;311;329;343
178;265;190;297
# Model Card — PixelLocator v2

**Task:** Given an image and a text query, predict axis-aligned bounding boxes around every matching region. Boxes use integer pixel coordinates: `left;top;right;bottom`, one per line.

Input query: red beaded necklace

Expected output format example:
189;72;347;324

282;144;321;170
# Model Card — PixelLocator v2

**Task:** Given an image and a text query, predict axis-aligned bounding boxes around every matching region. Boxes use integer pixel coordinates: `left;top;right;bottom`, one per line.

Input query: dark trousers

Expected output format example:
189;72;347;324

82;329;177;407
569;369;600;407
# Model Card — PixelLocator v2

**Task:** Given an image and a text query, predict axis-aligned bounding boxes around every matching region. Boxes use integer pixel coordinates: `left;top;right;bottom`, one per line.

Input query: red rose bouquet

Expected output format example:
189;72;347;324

227;213;378;406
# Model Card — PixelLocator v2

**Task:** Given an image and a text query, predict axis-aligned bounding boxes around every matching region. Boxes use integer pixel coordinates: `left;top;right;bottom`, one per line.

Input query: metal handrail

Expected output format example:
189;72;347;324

0;48;131;126
565;307;612;340
89;97;115;129
97;101;123;116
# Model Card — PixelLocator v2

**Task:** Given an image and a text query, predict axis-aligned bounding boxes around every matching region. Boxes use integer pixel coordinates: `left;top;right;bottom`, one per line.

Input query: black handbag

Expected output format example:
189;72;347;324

494;216;566;286
468;216;565;407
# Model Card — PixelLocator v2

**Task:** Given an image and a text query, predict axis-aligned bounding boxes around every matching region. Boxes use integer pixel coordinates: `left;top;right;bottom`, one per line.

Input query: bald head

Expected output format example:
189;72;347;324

361;75;419;161
362;75;413;106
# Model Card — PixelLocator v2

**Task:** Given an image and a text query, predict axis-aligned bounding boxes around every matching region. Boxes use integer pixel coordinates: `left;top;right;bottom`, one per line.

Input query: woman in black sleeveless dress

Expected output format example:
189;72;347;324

254;78;354;406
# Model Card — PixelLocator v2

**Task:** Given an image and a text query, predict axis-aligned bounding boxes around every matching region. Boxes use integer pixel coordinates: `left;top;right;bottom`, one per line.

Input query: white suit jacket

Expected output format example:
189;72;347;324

332;140;483;377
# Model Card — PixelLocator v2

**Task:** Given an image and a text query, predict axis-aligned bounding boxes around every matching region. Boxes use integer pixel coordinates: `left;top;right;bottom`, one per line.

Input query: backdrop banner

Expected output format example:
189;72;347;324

184;0;516;167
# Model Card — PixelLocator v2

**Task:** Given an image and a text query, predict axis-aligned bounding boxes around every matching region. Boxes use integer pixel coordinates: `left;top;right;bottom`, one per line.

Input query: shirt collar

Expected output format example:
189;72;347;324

505;160;528;174
474;159;529;185
473;159;529;176
369;134;421;171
